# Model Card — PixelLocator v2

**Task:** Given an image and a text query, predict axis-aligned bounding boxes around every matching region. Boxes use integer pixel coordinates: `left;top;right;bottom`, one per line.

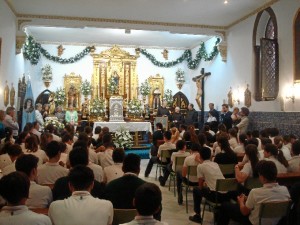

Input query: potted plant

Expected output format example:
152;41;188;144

41;64;53;88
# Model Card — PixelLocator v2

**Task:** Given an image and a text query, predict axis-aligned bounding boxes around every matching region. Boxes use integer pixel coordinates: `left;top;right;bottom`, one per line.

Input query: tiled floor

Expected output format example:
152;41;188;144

139;159;214;225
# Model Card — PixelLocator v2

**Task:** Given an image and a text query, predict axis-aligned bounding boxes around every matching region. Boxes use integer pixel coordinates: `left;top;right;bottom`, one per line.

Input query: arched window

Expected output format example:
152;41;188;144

294;10;300;82
253;7;278;101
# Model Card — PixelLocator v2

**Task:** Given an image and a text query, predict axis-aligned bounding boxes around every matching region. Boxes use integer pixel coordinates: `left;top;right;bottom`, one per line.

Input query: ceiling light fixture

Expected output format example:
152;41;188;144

224;0;228;4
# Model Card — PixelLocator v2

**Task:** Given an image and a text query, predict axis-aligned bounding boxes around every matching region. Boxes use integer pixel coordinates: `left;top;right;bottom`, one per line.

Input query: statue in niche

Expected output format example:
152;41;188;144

48;93;56;115
227;87;233;108
81;98;90;120
10;83;15;107
152;88;161;110
244;84;251;108
68;85;77;108
112;71;119;89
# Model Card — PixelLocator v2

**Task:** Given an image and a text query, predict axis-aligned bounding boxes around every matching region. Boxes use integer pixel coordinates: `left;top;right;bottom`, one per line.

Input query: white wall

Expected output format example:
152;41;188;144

0;0;24;110
186;0;300;112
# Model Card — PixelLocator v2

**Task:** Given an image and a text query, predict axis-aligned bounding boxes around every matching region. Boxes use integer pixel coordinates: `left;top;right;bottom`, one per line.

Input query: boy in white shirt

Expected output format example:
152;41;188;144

15;154;53;208
0;172;51;225
49;165;113;225
37;141;69;185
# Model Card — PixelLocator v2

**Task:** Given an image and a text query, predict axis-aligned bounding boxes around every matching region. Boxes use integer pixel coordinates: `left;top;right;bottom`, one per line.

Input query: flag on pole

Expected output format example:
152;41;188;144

22;79;36;131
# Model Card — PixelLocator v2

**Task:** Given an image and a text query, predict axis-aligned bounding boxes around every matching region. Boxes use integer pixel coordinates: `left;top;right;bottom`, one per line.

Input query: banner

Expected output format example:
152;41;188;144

22;80;36;130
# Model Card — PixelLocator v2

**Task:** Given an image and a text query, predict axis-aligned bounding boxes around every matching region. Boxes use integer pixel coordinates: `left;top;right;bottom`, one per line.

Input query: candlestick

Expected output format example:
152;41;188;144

102;86;105;99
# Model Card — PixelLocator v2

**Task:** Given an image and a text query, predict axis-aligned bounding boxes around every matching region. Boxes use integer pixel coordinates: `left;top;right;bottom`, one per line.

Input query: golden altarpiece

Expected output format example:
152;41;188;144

90;45;139;104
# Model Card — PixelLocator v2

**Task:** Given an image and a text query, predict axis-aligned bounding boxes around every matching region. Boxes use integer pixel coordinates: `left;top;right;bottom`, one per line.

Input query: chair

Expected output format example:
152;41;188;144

182;165;198;213
112;208;137;225
258;201;291;225
244;177;262;190
218;164;235;177
201;178;239;225
155;149;171;180
168;156;187;196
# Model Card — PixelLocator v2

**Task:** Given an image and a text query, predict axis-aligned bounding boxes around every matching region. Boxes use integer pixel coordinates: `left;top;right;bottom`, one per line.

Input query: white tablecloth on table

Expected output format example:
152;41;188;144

93;121;153;134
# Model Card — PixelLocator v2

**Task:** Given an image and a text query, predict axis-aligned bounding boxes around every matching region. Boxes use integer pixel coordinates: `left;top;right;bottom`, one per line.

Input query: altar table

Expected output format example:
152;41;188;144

93;122;153;146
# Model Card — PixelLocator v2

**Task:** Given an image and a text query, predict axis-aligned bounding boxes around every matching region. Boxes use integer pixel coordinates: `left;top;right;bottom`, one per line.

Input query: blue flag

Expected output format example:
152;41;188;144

22;80;36;131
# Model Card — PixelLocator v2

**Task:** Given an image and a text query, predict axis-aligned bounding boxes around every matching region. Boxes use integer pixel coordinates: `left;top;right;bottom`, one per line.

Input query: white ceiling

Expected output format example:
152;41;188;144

8;0;275;48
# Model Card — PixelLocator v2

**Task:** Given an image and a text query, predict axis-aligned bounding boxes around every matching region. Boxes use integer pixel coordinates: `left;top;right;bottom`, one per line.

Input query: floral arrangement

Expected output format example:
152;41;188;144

175;68;185;83
114;126;133;149
54;87;66;106
44;118;65;130
81;79;91;96
41;64;53;81
127;98;143;116
107;76;118;94
164;89;173;106
90;98;105;116
139;81;151;96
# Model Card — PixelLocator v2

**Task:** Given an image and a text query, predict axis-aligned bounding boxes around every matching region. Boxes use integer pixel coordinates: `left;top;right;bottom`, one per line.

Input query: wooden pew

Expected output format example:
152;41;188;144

277;172;300;187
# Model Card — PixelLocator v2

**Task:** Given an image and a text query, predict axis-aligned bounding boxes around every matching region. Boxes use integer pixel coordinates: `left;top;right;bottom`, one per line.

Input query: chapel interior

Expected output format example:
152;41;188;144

0;0;300;224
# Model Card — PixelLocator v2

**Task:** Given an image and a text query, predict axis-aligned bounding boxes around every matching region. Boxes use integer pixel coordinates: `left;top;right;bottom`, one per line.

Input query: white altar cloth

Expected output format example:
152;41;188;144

93;121;153;134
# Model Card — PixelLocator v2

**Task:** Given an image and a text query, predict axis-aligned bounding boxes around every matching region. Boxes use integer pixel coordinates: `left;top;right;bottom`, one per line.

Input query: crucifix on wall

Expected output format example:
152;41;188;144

192;68;211;124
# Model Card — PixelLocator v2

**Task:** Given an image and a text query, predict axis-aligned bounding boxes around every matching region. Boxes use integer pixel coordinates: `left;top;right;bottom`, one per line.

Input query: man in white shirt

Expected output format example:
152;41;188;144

121;183;167;225
236;107;249;135
49;165;113;225
158;140;190;187
15;154;53;208
62;133;73;154
103;148;124;183
0;172;51;225
176;143;200;205
189;147;227;223
2;107;19;138
35;103;44;127
37;141;69;185
218;160;290;225
99;142;115;168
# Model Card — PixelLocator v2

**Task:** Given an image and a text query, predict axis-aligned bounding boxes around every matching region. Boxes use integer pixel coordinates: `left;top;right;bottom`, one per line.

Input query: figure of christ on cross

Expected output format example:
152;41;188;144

192;68;211;110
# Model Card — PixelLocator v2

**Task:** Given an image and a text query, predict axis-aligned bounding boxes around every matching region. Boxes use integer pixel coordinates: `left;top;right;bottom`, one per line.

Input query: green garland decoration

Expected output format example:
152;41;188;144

139;38;220;70
23;36;96;65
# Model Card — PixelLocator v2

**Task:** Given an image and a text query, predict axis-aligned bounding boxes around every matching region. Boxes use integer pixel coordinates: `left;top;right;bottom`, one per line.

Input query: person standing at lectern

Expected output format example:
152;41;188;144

157;101;171;121
184;104;198;127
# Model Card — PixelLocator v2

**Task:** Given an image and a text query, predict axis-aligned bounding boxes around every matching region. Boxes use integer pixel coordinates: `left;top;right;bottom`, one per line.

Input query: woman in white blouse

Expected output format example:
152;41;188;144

288;140;300;172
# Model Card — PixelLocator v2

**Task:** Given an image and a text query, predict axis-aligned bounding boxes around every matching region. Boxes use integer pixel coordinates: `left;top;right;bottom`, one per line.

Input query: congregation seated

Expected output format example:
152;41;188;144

103;148;125;183
228;128;238;149
189;146;230;223
1;144;22;176
0;172;51;224
61;133;73;154
158;140;190;186
145;131;176;177
37;141;69;185
17;131;30;152
214;136;238;165
233;133;247;154
122;183;167;225
235;144;259;184
40;132;53;151
52;146;105;201
15;154;52;208
274;135;292;160
92;126;102;148
288;140;300;172
264;143;288;173
77;132;98;164
176;143;200;205
24;136;48;165
98;142;115;168
0;142;13;170
45;124;61;142
218;160;290;225
49;165;113;225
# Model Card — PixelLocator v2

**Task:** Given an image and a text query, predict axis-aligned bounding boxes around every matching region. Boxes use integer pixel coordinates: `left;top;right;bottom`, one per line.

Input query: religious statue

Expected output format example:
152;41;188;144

195;78;203;110
244;84;252;108
4;81;9;107
10;83;15;107
152;88;161;110
68;85;77;108
57;45;65;57
24;98;34;113
48;93;56;115
162;49;168;60
81;98;90;120
112;71;119;88
227;87;233;108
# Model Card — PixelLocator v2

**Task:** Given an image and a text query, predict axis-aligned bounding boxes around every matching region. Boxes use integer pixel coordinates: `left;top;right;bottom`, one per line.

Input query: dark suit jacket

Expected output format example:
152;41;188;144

185;109;198;126
104;174;146;209
209;109;220;123
52;176;105;201
220;111;232;130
